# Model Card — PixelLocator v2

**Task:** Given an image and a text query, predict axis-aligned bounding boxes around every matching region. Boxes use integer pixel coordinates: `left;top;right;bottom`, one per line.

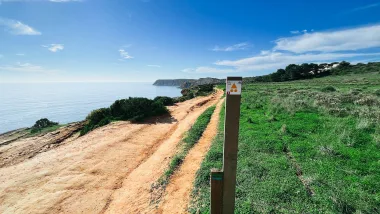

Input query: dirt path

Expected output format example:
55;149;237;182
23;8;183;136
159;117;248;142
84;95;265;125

155;97;225;214
0;90;223;214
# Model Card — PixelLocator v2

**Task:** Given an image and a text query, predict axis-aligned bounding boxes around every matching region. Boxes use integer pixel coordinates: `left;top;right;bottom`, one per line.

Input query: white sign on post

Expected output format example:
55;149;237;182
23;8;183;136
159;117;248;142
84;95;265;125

226;80;242;95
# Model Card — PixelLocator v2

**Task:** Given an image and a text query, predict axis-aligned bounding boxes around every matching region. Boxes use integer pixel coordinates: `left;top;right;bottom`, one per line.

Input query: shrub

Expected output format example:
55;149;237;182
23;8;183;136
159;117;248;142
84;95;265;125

181;89;191;96
31;118;58;133
80;108;111;135
110;97;168;121
173;96;187;103
153;96;175;106
197;84;214;93
321;86;336;92
81;97;168;136
375;89;380;96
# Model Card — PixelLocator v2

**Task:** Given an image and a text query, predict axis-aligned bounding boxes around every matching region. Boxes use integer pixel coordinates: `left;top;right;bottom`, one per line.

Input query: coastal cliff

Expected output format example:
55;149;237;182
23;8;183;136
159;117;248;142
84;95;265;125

153;78;224;88
153;79;195;87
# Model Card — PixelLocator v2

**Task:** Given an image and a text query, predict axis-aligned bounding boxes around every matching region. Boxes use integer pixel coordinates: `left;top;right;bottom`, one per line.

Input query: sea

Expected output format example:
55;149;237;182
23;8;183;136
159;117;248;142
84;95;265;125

0;82;182;134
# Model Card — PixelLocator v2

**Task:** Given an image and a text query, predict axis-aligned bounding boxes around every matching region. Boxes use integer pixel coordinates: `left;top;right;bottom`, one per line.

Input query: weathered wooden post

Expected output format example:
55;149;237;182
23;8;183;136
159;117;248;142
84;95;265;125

210;169;223;214
210;77;242;213
222;77;242;213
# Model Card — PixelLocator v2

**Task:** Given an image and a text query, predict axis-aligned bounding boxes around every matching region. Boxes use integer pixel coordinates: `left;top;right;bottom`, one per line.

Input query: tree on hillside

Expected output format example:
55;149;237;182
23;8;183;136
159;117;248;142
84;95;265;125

285;64;302;80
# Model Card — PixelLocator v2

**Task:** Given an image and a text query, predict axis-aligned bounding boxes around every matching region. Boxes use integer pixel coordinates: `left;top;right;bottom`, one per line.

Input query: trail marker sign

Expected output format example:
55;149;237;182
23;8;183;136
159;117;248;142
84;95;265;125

226;80;242;95
210;77;242;214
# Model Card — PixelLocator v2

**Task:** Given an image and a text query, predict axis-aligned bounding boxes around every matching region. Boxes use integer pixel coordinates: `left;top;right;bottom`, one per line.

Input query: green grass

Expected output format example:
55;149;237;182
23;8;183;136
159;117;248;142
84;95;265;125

190;73;380;213
27;124;63;137
150;105;216;203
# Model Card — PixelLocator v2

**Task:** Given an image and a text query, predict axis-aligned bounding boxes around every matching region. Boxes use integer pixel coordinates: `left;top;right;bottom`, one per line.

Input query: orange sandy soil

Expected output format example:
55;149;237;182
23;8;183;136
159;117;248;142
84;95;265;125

0;90;223;214
155;97;225;214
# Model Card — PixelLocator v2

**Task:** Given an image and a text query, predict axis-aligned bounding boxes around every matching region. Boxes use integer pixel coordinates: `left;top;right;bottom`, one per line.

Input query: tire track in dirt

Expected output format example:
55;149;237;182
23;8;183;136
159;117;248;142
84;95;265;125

0;92;221;214
103;90;223;214
154;97;225;214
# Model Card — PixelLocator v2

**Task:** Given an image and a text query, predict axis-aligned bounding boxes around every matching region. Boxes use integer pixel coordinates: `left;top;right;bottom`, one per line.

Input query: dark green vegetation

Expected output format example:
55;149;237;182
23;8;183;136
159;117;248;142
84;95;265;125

80;97;168;135
175;84;215;103
31;118;59;133
244;61;380;83
191;72;380;213
153;96;175;106
80;84;216;136
152;105;216;200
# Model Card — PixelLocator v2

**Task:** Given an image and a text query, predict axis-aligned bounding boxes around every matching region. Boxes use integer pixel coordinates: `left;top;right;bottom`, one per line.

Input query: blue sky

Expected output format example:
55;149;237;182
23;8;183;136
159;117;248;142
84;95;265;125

0;0;380;82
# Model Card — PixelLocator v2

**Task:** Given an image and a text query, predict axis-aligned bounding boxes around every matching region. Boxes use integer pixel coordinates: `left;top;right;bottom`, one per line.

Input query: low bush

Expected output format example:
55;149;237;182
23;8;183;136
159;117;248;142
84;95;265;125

153;96;175;106
81;97;168;136
321;86;336;92
31;118;59;133
80;108;111;135
110;97;167;121
375;89;380;96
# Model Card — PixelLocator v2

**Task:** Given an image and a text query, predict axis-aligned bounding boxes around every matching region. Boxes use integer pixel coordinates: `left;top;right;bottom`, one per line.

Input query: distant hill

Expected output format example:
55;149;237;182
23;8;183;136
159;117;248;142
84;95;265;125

153;79;195;87
243;61;380;83
153;78;224;88
154;62;380;88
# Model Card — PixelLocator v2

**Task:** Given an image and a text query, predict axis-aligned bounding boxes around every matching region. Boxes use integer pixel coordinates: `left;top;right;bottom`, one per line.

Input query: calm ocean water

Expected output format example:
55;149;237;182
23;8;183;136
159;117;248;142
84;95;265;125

0;82;182;134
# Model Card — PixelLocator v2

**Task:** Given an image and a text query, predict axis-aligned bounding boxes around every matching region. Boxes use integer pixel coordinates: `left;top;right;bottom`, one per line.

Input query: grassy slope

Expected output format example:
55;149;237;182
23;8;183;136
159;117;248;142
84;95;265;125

190;72;380;213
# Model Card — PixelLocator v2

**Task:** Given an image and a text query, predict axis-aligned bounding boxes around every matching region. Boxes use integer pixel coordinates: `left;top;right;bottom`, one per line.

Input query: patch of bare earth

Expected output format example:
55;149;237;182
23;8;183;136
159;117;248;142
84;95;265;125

0;122;84;168
153;97;224;214
0;90;223;214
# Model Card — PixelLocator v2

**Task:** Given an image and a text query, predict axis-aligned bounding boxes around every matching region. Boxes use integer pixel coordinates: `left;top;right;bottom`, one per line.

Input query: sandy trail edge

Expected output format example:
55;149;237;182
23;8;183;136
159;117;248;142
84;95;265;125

0;91;222;214
104;90;223;214
155;97;225;214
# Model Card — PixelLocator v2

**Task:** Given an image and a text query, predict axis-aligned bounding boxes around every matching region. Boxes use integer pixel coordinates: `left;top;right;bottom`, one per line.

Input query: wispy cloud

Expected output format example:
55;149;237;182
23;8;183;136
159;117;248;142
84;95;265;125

185;52;380;74
215;52;380;71
42;44;64;52
185;24;380;74
211;42;250;52
0;62;58;73
275;24;380;53
0;18;41;35
147;64;161;68
345;2;380;13
290;30;300;34
119;49;133;59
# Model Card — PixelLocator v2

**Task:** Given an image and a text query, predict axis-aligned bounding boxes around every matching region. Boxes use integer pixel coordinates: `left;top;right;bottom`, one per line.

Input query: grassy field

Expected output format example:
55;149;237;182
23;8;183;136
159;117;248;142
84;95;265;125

190;72;380;213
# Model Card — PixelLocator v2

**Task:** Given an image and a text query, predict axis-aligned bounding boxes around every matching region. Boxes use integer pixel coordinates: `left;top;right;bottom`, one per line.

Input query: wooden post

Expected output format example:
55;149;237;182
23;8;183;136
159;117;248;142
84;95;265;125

210;169;223;214
222;77;242;214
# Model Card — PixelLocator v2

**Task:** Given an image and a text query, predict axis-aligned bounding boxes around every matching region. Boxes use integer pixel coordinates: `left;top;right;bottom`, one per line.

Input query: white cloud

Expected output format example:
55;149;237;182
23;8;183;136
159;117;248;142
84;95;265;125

211;42;250;52
147;65;161;67
119;49;133;59
275;24;380;53
42;44;64;52
0;62;57;73
0;18;41;35
214;52;380;72
290;30;300;34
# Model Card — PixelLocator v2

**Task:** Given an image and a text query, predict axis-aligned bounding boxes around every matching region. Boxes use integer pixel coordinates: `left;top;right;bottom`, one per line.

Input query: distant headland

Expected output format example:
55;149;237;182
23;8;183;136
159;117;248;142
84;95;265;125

153;77;224;88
